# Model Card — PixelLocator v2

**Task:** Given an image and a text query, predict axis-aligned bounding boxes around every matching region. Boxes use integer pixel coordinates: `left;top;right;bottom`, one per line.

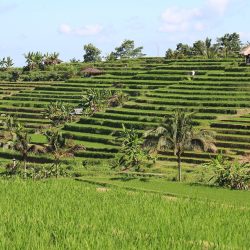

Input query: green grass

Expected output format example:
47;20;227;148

0;178;249;249
78;176;250;206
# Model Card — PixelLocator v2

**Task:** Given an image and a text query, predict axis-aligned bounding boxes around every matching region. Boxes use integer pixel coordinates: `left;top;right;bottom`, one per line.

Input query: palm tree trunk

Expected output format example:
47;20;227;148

177;153;181;182
24;160;27;179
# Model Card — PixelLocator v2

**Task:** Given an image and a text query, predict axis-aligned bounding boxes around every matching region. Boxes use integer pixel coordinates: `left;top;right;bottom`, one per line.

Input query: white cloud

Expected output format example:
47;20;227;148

74;25;103;36
159;7;204;32
159;1;232;33
207;0;230;15
59;24;72;34
161;7;202;25
59;24;103;36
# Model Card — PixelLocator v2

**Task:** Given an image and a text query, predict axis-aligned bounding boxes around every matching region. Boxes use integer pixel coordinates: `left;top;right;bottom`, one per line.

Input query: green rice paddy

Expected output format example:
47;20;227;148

0;178;249;249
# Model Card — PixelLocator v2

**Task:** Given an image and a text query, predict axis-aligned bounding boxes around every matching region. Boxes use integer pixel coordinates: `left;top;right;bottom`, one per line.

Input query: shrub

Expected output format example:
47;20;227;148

205;154;250;190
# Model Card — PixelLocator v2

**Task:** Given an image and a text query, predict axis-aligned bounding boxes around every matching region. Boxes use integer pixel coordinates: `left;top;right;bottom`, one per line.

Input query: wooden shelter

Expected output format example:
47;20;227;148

240;45;250;65
81;67;103;77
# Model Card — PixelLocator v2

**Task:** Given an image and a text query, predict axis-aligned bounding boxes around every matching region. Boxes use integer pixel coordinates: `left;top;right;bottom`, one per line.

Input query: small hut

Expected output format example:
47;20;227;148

240;45;250;65
81;67;103;77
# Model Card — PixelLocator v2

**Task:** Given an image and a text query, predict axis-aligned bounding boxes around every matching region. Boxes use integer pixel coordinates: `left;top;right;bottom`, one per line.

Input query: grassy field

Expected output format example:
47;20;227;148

0;178;249;249
78;176;250;206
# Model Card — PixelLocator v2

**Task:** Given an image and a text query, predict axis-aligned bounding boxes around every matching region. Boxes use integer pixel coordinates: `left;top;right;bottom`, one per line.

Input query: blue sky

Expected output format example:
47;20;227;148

0;0;249;66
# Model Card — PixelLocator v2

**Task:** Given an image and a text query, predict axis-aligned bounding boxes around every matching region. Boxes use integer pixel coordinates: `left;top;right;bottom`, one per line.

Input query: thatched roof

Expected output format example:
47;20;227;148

81;67;103;74
240;45;250;56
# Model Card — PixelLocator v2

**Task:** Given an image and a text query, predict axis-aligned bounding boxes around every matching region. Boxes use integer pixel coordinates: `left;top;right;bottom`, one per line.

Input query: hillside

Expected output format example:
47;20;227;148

1;57;250;170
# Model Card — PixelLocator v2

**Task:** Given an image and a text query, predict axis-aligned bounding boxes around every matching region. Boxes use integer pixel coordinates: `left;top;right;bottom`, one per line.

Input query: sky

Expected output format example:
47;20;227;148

0;0;250;66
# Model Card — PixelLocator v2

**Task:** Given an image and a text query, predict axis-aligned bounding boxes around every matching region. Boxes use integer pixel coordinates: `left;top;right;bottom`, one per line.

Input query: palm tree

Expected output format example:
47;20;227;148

13;124;32;178
0;115;19;149
5;57;14;69
144;109;216;181
0;57;14;70
34;52;44;69
24;51;44;70
44;52;61;66
45;130;85;177
204;38;212;58
24;52;35;70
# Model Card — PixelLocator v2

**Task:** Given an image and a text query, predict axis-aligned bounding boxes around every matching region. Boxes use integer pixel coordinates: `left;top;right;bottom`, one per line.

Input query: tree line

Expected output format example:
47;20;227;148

166;32;245;59
0;32;248;69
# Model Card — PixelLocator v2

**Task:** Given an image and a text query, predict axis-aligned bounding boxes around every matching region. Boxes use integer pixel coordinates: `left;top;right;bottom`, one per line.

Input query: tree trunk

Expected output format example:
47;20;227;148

177;153;181;182
24;160;27;179
56;162;58;178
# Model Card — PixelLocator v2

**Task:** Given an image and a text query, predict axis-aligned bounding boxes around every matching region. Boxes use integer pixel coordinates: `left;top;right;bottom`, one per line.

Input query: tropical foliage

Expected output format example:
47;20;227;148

0;57;14;70
113;124;155;171
13;124;32;178
107;40;145;60
24;51;61;71
81;89;127;116
205;154;250;190
45;101;74;126
0;115;20;149
45;130;85;177
83;43;102;62
0;117;33;177
144;110;216;181
166;32;242;59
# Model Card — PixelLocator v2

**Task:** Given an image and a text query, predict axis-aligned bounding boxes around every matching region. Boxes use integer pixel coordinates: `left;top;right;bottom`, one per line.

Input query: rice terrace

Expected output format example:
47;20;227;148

0;0;250;249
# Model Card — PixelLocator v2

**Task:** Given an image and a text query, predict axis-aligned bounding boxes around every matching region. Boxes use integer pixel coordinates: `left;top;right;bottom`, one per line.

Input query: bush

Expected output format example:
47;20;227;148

204;154;250;190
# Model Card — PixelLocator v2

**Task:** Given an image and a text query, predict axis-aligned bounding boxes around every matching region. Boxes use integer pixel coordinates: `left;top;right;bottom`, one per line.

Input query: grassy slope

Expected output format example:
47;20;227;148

78;176;250;206
0;178;249;249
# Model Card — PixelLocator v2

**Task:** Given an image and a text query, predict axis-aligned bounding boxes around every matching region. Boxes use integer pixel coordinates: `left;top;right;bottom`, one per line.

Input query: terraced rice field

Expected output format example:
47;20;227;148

1;58;250;168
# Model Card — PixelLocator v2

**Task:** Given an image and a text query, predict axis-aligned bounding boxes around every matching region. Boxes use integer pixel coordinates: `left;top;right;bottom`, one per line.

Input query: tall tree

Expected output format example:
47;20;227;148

175;43;192;58
83;43;102;62
13;124;32;178
112;40;145;59
217;32;241;57
192;38;218;58
144;110;216;181
165;49;174;59
192;40;206;57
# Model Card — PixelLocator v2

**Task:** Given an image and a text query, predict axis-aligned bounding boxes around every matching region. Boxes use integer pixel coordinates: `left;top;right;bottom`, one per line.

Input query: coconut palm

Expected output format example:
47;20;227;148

24;51;44;70
24;52;36;70
0;115;19;149
0;57;14;70
13;124;32;178
44;52;61;66
144;109;216;181
45;130;85;177
5;57;14;69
